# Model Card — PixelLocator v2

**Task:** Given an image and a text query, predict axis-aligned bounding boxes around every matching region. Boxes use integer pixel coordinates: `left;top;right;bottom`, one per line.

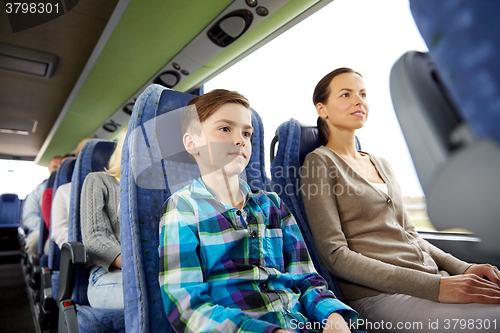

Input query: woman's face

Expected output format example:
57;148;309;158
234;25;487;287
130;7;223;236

317;72;369;131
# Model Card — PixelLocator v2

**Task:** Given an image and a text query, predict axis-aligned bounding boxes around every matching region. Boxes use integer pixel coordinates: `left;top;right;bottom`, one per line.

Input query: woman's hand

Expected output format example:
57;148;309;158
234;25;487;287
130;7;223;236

438;273;500;304
323;312;351;333
112;254;122;268
464;264;500;286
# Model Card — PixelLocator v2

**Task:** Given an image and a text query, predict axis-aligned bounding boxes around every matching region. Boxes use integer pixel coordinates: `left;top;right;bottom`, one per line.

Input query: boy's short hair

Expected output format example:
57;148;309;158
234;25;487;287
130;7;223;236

180;89;250;135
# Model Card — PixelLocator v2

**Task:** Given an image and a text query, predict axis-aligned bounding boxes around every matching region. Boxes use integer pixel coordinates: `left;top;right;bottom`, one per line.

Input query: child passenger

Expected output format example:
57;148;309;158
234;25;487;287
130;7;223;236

158;89;357;333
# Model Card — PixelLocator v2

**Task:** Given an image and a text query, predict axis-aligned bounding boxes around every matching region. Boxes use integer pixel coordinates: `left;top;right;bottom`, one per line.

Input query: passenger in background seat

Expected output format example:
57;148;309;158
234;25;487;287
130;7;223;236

159;90;356;333
51;138;92;249
40;153;76;254
23;155;62;261
301;68;500;333
80;130;126;310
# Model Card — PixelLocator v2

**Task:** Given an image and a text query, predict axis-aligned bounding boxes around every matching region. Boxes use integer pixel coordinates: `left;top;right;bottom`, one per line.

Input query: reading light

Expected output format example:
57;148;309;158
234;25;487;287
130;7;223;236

154;70;180;88
0;43;58;78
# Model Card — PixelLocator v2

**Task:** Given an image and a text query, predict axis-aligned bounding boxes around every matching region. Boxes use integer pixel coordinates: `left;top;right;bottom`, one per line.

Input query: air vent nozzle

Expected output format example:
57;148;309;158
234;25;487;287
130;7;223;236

207;10;253;47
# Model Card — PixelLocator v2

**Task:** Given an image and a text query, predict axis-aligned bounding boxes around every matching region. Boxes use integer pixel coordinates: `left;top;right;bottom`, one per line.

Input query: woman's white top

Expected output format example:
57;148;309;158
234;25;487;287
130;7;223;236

370;182;388;195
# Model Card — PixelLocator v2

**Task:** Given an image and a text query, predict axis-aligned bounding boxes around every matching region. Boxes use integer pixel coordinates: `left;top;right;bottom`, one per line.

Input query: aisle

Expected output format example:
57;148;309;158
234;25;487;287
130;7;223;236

0;253;37;332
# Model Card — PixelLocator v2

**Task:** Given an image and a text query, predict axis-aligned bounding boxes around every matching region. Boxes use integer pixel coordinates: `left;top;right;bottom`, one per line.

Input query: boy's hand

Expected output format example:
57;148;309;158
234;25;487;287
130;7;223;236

323;312;351;333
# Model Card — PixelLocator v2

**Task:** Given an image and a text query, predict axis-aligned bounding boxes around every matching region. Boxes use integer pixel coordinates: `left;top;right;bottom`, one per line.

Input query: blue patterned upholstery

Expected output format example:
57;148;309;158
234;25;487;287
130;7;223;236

48;157;76;299
0;193;20;227
120;84;270;333
38;171;57;268
0;193;21;252
410;0;500;144
66;139;123;332
270;119;361;302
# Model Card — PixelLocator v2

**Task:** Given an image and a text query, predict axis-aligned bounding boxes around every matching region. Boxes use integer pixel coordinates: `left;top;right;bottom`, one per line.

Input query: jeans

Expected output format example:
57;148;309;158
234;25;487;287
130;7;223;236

87;266;124;310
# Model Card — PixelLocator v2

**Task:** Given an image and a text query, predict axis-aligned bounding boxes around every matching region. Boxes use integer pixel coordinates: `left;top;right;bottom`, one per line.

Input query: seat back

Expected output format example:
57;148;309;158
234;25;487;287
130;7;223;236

39;171;57;257
410;0;500;145
120;84;270;333
390;50;500;259
0;193;21;227
270;118;361;302
390;51;466;193
49;157;76;271
68;139;115;305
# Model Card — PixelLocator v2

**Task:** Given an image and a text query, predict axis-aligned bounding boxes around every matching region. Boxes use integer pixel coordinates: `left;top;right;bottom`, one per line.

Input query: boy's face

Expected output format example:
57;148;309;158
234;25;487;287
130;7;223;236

186;103;253;177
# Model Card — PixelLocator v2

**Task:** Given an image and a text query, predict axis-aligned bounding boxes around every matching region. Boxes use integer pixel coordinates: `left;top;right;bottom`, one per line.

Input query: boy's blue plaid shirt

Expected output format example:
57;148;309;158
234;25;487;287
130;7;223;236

159;177;357;333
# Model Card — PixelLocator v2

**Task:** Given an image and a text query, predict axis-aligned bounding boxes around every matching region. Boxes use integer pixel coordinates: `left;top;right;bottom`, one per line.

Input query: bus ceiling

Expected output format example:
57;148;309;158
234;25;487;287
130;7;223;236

0;0;333;165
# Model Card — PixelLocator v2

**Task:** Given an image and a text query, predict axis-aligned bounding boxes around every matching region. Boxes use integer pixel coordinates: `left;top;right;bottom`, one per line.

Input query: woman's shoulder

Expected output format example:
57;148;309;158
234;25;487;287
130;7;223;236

83;172;119;188
361;151;391;167
304;145;341;165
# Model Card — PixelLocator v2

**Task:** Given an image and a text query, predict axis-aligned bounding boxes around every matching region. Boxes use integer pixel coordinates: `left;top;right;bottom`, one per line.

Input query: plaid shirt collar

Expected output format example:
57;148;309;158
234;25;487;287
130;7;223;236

189;176;260;206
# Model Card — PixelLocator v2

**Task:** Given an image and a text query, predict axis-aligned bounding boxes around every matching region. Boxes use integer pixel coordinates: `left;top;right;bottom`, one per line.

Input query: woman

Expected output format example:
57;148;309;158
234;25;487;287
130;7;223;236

81;129;126;309
300;68;500;332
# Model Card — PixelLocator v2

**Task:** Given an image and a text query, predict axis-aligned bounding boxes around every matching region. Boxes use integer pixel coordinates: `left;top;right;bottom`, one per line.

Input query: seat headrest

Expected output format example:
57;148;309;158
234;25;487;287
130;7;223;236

298;124;321;166
91;141;116;172
129;86;269;192
0;193;18;203
62;158;76;184
47;170;57;188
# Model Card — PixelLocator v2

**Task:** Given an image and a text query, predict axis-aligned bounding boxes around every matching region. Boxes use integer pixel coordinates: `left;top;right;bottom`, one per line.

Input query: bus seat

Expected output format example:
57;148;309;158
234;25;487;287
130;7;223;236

29;171;57;298
270;119;361;301
57;139;124;333
0;193;21;251
38;171;57;266
409;0;500;146
390;51;500;264
0;193;21;227
270;119;366;332
39;157;77;331
120;84;270;332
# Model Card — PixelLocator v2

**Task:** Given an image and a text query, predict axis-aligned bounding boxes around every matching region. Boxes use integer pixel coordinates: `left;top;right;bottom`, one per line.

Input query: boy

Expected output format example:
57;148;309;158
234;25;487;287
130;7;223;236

158;89;357;332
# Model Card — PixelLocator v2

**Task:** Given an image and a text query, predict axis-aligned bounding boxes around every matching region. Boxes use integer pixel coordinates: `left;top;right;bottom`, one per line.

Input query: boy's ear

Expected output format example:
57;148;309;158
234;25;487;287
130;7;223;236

183;132;199;156
316;102;327;119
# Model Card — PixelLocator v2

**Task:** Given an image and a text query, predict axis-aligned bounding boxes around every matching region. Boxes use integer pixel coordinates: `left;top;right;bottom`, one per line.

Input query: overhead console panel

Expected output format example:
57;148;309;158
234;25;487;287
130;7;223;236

92;0;290;139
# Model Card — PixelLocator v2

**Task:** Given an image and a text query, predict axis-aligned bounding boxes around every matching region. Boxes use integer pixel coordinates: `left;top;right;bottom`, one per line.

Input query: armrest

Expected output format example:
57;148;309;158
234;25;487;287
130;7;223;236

56;242;86;303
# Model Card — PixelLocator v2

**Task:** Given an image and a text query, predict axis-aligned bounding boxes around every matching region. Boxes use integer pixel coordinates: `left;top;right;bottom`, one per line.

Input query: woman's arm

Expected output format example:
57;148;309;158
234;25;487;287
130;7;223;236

301;153;441;302
81;173;121;270
402;208;471;275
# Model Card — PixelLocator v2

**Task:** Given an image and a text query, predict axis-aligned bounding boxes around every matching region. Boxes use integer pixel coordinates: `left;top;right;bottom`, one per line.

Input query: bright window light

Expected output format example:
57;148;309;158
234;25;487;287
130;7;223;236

205;0;428;198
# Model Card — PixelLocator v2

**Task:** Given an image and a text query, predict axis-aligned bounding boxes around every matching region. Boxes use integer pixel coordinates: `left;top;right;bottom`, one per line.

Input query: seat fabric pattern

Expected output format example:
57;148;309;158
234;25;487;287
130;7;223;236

49;157;76;298
410;0;500;144
39;171;56;259
270;119;369;333
66;139;123;332
270;119;361;302
120;84;270;333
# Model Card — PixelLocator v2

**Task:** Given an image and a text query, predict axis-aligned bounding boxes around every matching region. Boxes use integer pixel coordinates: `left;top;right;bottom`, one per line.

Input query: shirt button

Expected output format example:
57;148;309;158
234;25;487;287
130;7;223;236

259;282;267;291
387;199;392;204
236;210;241;216
393;222;397;225
408;241;412;245
251;230;257;238
422;262;427;266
